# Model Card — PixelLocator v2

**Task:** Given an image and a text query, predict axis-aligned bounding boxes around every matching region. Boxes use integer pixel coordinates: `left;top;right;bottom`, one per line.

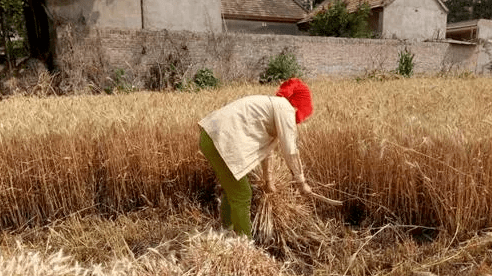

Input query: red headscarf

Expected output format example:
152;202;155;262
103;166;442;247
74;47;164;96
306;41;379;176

276;78;313;124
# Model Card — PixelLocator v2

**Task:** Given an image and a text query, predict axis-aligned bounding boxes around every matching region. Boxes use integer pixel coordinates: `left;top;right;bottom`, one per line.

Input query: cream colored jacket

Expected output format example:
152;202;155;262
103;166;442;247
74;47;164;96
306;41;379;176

199;95;305;183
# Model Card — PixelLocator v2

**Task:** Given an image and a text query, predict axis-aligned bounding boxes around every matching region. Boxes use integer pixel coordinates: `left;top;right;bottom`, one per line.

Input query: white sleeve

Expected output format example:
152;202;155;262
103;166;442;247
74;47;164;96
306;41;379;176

284;153;305;183
261;153;273;182
273;104;297;155
273;105;305;182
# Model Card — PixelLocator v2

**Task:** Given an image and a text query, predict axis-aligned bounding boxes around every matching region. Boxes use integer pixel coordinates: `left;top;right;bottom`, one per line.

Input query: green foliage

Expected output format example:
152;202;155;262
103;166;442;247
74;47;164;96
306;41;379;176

260;51;303;84
7;39;27;57
0;0;28;60
309;0;349;37
472;0;492;20
396;47;415;78
147;39;192;91
105;69;135;94
348;3;371;38
313;0;324;8
446;0;472;23
309;0;372;38
193;68;219;89
457;70;475;78
446;0;492;23
0;0;25;36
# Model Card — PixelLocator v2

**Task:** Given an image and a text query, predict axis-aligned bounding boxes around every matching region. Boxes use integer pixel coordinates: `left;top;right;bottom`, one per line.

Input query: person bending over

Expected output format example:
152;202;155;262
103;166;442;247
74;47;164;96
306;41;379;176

198;78;313;238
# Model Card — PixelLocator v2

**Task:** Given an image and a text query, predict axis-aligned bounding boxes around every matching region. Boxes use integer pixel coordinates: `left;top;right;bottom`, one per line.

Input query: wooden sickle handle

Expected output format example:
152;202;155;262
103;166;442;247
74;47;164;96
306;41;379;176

309;192;343;206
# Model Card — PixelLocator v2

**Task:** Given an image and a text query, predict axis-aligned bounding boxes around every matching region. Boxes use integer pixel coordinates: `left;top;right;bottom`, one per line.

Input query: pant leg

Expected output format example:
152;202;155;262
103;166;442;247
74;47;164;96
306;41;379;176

222;175;252;238
220;192;232;229
199;130;252;238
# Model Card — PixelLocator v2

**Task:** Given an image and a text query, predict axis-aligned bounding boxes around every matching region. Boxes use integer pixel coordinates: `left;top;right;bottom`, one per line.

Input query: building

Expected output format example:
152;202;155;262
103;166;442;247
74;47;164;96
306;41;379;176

299;0;449;41
46;0;222;33
221;0;308;35
446;19;492;42
446;19;492;73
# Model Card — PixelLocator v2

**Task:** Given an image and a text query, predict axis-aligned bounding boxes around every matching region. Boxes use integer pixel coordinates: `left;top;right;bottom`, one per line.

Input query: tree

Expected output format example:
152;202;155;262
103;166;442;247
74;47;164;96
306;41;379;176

24;0;55;71
472;0;492;19
0;0;26;72
0;0;55;73
347;2;371;38
446;0;473;22
313;0;325;8
446;0;492;23
309;0;372;38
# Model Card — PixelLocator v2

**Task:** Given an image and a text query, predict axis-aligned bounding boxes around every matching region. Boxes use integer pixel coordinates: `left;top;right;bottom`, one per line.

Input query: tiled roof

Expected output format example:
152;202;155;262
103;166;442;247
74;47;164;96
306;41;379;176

316;0;387;14
299;0;448;24
297;0;387;24
447;19;479;31
222;0;308;23
337;0;387;13
293;0;314;11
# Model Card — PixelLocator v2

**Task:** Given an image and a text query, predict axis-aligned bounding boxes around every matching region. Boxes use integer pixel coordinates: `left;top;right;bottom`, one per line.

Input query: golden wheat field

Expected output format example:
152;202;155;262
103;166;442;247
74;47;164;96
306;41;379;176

0;76;492;275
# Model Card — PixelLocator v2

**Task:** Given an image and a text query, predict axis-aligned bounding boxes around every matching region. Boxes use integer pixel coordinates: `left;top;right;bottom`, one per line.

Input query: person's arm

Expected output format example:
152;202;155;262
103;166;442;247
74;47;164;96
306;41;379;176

273;103;312;195
261;154;275;192
284;153;312;195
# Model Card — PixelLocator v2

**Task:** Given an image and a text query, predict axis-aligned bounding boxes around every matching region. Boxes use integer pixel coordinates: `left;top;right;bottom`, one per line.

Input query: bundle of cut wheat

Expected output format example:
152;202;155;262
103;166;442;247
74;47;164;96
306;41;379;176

181;228;289;276
249;153;341;269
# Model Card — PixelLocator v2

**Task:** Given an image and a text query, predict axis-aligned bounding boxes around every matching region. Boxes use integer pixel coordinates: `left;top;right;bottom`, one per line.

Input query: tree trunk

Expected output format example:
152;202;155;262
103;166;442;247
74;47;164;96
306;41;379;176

1;8;13;73
24;0;55;71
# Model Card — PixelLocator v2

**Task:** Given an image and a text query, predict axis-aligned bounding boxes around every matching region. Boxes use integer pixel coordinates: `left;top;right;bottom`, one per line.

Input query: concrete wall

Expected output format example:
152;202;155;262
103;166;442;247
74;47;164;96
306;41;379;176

477;40;492;74
383;0;447;41
478;19;492;40
143;0;221;32
46;0;221;33
62;29;479;85
47;0;142;29
476;20;492;74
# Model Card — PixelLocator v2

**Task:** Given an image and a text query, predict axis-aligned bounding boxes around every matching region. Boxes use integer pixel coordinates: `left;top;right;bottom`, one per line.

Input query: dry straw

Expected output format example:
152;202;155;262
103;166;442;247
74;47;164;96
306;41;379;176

0;209;291;276
182;229;287;276
249;152;346;274
1;203;492;275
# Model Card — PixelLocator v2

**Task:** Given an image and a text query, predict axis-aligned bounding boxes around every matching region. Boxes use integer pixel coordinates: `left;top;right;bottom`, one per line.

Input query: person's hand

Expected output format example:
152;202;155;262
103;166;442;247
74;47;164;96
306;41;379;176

265;179;276;193
295;180;312;196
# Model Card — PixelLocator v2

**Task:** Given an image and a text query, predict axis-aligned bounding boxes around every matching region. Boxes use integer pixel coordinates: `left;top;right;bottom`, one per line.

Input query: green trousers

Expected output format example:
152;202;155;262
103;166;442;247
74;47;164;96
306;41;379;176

199;130;252;238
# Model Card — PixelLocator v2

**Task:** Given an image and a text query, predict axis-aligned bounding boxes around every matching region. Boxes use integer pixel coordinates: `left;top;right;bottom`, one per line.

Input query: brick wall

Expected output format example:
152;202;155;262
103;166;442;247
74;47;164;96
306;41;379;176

57;28;479;88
